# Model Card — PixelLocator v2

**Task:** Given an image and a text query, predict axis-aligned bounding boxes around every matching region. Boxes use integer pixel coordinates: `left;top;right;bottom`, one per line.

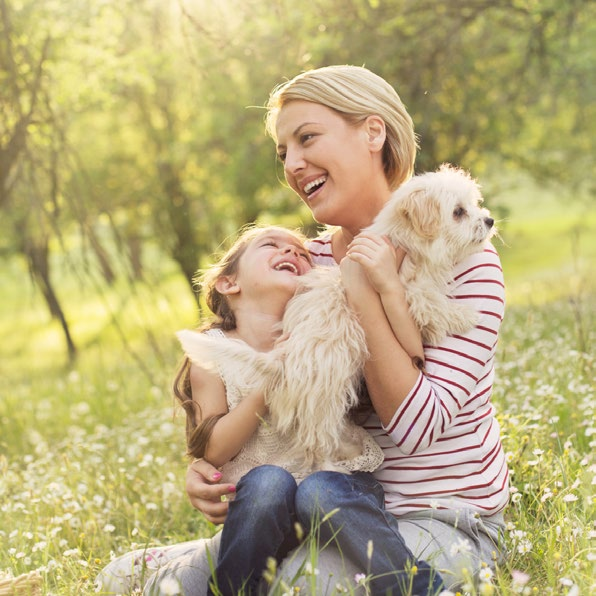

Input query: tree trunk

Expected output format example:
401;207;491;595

127;233;144;281
87;224;116;285
157;160;201;302
23;236;77;362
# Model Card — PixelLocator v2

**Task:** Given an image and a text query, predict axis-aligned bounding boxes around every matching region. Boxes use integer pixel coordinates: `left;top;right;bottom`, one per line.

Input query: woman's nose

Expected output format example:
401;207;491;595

284;148;305;176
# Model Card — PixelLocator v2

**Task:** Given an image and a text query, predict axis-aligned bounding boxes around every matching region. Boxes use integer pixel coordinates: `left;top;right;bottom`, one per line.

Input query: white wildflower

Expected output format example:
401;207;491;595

159;577;182;595
449;537;472;556
478;567;494;582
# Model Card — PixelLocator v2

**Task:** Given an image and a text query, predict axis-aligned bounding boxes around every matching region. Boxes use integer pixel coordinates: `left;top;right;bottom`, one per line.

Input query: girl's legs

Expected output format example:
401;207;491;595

209;465;299;596
295;471;444;595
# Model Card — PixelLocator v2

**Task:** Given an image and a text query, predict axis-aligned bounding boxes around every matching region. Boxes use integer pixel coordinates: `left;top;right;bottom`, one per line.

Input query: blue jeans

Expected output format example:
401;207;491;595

211;466;444;595
209;465;299;596
295;470;444;595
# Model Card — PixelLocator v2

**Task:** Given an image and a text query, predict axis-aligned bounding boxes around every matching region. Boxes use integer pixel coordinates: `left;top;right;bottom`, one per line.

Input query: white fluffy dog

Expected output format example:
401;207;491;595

178;164;495;472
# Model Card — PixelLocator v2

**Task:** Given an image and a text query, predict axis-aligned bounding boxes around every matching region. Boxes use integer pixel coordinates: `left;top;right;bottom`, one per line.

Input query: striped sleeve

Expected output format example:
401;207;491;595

383;246;505;453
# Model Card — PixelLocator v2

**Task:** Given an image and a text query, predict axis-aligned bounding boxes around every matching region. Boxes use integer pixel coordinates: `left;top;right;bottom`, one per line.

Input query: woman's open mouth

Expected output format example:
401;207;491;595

303;176;327;199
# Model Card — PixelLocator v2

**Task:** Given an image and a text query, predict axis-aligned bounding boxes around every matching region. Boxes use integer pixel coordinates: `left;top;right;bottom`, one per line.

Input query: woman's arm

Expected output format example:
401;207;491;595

343;244;505;450
189;363;267;468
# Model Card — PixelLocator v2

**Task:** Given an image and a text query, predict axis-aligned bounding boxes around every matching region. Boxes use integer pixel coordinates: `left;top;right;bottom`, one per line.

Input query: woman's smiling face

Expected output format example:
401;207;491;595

275;101;388;233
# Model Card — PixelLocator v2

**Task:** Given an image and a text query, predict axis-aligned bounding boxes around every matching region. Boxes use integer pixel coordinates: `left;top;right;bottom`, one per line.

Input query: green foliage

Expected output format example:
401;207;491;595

0;275;594;594
1;177;595;593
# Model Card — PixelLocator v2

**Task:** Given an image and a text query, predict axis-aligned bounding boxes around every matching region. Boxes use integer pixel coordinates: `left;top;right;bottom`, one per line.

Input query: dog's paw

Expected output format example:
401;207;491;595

422;303;478;345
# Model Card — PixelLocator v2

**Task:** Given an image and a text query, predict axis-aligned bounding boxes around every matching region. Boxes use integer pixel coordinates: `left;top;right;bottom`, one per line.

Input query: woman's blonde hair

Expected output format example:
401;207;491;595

173;224;310;458
265;65;418;191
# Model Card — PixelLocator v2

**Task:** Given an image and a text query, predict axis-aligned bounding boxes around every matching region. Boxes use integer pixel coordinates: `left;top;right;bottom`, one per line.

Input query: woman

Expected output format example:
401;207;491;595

97;65;508;595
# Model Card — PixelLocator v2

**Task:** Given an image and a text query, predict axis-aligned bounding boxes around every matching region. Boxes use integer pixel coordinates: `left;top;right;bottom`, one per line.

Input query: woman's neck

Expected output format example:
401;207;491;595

331;186;392;263
331;227;355;262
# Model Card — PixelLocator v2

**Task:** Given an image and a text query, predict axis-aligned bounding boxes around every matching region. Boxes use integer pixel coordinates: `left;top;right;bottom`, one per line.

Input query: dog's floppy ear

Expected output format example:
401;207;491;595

399;188;441;240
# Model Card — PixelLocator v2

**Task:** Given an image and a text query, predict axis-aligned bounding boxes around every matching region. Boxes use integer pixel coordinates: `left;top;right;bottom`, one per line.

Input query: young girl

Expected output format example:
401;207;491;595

173;224;390;595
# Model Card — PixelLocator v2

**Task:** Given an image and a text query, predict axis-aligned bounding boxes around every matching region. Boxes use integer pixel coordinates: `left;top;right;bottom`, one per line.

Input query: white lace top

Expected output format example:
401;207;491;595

203;329;383;485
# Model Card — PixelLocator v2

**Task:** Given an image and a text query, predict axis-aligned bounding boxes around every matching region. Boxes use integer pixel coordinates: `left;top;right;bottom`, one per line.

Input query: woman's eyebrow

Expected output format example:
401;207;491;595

278;122;318;150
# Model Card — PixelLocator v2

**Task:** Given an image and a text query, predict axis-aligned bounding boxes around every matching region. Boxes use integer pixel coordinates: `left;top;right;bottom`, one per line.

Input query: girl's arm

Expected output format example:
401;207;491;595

189;363;267;468
345;233;423;364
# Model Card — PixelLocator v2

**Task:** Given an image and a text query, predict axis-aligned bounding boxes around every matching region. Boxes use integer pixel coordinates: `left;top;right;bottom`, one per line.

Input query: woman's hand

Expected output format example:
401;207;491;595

185;458;236;525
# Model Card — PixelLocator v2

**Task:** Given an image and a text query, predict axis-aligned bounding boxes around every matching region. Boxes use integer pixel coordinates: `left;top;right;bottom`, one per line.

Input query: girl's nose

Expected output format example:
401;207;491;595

283;244;298;256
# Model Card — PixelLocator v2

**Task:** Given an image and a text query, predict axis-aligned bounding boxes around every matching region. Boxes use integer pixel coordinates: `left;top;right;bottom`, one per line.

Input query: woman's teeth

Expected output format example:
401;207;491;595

303;176;327;195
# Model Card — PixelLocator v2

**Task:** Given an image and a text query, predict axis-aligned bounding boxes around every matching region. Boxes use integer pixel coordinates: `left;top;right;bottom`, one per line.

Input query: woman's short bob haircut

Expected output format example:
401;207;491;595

265;65;418;191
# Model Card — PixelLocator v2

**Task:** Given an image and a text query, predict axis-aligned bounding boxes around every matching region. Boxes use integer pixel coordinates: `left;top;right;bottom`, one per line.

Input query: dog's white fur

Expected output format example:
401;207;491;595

177;164;495;472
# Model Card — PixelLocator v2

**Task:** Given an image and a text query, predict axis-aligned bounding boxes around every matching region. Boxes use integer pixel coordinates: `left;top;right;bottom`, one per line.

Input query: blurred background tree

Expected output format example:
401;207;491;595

1;0;593;360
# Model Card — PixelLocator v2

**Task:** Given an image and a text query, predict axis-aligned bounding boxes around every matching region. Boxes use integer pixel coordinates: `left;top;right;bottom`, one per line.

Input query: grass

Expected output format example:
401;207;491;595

0;184;595;594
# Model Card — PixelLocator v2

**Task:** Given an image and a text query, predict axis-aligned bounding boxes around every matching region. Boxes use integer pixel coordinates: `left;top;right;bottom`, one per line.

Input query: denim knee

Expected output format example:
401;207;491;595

234;465;297;515
295;471;384;528
294;470;348;527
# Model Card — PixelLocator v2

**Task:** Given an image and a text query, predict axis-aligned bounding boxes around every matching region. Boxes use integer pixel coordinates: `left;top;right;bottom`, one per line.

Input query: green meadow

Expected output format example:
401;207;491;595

0;182;594;595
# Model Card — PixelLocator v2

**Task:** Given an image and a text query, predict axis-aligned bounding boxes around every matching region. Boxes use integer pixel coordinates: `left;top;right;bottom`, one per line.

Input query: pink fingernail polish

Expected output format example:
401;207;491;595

213;472;222;480
228;485;236;493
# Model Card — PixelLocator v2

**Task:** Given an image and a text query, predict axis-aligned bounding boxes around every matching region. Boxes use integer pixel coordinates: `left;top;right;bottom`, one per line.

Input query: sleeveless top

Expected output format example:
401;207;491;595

205;328;384;485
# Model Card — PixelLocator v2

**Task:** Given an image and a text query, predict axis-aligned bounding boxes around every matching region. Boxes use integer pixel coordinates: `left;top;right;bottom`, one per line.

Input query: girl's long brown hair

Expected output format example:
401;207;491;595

173;225;310;459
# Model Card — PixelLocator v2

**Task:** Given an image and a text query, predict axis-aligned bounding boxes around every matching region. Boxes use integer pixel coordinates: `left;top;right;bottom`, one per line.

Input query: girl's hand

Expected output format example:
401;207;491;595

346;232;406;295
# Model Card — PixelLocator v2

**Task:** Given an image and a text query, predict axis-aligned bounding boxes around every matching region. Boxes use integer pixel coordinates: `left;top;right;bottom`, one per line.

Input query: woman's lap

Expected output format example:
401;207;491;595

95;510;504;594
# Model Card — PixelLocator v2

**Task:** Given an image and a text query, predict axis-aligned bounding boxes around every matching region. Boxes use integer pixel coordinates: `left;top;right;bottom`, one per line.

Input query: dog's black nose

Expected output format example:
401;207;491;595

485;217;494;228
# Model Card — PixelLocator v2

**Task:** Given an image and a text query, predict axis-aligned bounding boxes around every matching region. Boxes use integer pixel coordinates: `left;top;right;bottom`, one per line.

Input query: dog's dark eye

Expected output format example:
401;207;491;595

453;206;467;219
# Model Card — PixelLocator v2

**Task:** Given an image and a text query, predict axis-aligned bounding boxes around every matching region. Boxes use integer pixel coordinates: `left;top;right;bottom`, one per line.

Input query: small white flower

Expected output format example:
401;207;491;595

102;524;116;533
478;567;494;582
159;577;182;595
449;537;472;556
354;573;366;585
540;489;553;503
517;540;532;554
563;494;579;502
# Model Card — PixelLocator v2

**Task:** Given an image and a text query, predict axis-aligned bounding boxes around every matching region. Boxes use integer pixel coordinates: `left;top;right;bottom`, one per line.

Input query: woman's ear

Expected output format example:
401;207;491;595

364;115;386;152
215;275;240;296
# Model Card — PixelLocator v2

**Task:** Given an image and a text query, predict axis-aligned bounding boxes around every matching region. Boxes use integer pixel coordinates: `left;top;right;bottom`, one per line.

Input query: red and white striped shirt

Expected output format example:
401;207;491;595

307;234;509;517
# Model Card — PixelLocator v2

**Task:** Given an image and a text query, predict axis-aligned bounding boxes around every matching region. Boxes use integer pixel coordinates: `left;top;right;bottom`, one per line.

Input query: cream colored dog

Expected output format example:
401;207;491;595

177;164;495;472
